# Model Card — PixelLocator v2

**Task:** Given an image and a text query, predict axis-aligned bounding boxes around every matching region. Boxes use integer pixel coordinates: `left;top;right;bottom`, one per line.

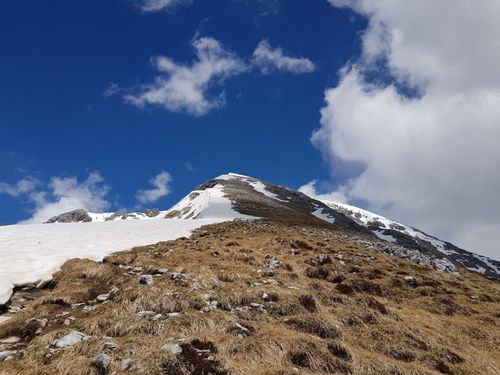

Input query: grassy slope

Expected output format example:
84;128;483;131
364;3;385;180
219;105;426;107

0;220;499;375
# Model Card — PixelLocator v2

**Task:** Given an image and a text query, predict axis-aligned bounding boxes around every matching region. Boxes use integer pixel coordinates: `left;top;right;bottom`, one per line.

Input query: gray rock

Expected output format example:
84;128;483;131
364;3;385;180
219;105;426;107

0;336;20;344
0;350;17;361
143;209;160;217
96;294;110;302
161;343;182;354
121;358;132;371
103;341;119;350
54;331;90;348
45;209;92;224
136;310;156;317
93;353;111;368
138;275;153;285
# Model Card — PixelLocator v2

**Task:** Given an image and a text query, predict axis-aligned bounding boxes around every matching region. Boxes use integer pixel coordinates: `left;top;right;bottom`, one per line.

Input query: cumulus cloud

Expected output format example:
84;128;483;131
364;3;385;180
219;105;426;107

312;0;500;259
252;40;316;75
135;171;172;204
298;180;348;204
124;37;248;116
19;172;111;224
138;0;192;13
0;177;39;197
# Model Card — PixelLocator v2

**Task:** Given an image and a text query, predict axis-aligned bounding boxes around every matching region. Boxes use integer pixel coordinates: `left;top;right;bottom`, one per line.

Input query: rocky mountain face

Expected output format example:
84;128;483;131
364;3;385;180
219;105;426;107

44;173;499;279
45;209;165;223
165;173;500;279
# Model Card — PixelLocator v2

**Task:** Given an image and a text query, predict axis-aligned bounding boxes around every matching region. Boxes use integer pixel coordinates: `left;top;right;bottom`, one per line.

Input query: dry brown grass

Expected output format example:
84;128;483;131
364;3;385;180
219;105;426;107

0;219;499;374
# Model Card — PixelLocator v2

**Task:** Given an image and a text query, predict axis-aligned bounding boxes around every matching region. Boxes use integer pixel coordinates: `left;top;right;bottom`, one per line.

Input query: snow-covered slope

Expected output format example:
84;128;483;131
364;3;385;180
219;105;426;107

165;180;257;220
0;219;225;305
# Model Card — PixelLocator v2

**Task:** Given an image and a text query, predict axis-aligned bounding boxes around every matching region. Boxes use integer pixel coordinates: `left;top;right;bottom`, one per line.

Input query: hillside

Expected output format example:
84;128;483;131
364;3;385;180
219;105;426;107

0;173;499;374
0;219;499;374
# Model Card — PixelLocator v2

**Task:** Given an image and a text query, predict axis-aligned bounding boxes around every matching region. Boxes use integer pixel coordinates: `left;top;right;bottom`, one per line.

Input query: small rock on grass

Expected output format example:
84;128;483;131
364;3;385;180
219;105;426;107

161;343;182;354
54;331;91;349
92;353;111;368
0;350;17;362
138;275;153;285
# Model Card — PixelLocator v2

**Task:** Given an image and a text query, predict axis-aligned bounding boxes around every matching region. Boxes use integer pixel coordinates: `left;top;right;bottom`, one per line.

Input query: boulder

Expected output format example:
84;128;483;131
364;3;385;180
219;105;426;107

45;209;92;224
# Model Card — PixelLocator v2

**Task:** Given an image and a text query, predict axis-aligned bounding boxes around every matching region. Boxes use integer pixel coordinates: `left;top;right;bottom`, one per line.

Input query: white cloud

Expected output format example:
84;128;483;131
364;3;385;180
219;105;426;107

19;172;111;224
313;0;500;259
0;177;39;197
138;0;191;13
298;180;348;204
102;83;122;97
124;37;248;116
252;40;316;74
136;171;172;204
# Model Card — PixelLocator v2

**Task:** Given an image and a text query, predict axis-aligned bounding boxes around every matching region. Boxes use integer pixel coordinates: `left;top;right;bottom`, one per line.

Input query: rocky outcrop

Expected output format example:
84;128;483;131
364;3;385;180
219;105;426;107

45;209;92;224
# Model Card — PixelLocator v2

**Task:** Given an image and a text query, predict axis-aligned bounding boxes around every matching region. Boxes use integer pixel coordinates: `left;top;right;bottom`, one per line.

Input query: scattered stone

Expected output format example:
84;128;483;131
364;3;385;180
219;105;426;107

231;322;251;337
138;275;153;285
0;337;20;344
54;331;91;349
63;317;76;326
309;254;332;266
92;353;111;369
37;318;48;328
103;342;119;350
0;350;17;362
121;358;132;371
265;255;280;269
136;311;156;318
96;294;110;302
403;275;418;286
263;279;279;285
143;208;160;217
161;343;183;354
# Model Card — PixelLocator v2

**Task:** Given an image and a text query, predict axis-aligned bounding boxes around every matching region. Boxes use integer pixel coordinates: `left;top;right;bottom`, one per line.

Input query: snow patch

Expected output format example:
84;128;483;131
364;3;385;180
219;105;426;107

0;218;224;305
373;230;397;243
312;209;335;224
322;201;451;254
165;184;257;220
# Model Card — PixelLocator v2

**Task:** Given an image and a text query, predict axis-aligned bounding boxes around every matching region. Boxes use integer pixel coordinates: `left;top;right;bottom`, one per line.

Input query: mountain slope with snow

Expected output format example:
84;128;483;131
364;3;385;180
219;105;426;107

164;173;499;278
1;172;498;308
322;201;500;278
0;184;253;306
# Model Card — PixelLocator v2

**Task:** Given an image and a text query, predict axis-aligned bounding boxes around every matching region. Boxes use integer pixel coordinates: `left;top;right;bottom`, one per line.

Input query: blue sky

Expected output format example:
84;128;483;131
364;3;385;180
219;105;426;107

1;0;499;260
0;0;365;223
